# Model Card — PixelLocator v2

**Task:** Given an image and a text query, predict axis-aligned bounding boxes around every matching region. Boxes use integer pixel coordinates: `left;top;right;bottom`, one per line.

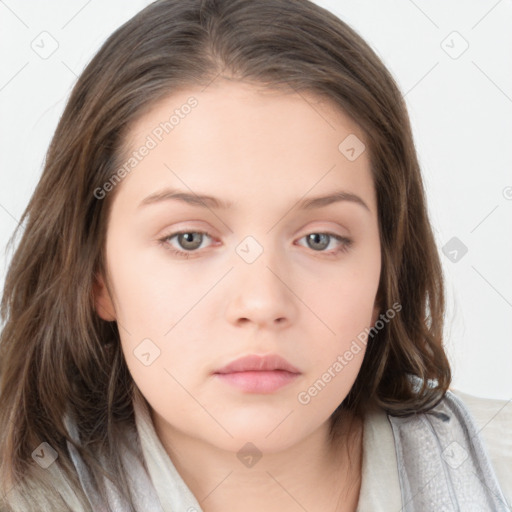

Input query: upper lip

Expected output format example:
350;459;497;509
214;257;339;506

214;354;301;374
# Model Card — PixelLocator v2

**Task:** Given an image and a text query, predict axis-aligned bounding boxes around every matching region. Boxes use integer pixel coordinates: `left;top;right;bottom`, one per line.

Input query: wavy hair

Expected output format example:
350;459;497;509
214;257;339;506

0;0;450;509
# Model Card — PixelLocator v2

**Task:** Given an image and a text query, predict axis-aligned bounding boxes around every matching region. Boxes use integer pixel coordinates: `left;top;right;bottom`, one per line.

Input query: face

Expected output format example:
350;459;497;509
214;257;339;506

94;79;381;453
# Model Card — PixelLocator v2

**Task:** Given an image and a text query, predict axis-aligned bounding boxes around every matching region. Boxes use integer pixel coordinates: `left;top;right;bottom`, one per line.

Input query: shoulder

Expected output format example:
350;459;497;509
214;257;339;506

448;388;512;507
384;386;511;510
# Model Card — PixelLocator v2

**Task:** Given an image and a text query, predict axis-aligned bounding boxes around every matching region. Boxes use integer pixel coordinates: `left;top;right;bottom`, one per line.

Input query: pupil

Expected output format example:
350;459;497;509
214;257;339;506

181;232;200;249
309;233;328;250
309;233;329;249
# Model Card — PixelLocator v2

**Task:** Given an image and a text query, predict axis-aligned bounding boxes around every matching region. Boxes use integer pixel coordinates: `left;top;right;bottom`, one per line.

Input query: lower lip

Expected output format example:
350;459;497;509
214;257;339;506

214;370;300;393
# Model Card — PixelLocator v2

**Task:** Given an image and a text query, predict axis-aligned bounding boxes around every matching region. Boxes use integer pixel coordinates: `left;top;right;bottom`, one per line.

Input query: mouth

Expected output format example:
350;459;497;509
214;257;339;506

213;354;301;393
213;370;300;393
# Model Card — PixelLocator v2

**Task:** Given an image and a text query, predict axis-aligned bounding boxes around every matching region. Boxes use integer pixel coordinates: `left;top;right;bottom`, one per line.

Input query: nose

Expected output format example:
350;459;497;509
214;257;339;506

224;248;298;330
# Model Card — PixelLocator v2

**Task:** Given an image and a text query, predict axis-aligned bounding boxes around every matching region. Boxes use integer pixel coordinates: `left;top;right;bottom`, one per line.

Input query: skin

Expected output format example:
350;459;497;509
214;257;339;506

94;79;381;512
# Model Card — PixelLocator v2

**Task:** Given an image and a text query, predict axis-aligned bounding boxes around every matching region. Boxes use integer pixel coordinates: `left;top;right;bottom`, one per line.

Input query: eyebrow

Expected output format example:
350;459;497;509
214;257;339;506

137;187;370;212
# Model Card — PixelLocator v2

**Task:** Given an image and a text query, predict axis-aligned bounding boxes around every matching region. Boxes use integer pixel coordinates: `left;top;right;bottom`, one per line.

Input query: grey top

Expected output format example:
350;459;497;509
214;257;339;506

3;387;510;511
131;388;512;511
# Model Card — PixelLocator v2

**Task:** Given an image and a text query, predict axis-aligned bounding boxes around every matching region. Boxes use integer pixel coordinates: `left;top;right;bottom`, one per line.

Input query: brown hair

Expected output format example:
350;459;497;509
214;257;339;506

0;0;450;509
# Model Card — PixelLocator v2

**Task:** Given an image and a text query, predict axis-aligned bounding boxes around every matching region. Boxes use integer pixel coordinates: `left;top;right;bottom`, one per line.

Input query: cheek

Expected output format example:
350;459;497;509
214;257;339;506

302;251;380;388
308;256;380;336
105;241;211;391
105;236;200;333
297;279;376;415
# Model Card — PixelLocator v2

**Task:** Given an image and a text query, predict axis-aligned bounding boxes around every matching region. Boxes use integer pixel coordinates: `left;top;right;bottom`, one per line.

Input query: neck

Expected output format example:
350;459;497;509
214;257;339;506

151;408;363;512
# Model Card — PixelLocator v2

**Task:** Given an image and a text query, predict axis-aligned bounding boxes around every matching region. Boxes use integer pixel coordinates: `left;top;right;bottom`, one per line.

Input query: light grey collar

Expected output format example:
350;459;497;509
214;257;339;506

65;388;508;511
388;390;509;511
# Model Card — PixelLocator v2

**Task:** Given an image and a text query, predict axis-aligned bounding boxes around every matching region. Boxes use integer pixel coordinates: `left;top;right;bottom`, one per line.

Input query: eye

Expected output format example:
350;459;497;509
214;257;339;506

157;230;214;258
296;232;352;256
157;230;352;259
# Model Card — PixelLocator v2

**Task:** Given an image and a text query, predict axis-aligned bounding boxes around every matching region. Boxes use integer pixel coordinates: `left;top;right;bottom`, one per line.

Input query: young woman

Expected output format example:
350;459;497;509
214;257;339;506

0;1;510;511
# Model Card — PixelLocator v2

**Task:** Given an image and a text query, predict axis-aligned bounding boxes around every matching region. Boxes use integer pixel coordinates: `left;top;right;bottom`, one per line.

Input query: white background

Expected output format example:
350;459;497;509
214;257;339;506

0;1;511;400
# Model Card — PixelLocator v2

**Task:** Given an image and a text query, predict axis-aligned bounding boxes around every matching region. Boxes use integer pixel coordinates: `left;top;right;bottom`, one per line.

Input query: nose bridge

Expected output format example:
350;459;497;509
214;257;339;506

225;233;296;328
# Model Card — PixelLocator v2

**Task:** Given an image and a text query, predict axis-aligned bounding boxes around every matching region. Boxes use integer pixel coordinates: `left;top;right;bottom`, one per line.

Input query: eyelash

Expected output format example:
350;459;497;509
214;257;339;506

157;230;353;259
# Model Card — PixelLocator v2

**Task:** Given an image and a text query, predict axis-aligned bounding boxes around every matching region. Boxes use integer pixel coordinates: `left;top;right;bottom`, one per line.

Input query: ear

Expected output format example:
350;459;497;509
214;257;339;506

371;303;380;326
92;272;116;321
370;290;382;326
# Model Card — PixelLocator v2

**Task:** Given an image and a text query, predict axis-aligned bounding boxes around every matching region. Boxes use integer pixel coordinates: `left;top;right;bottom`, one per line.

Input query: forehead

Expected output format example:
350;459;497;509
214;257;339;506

114;79;375;215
